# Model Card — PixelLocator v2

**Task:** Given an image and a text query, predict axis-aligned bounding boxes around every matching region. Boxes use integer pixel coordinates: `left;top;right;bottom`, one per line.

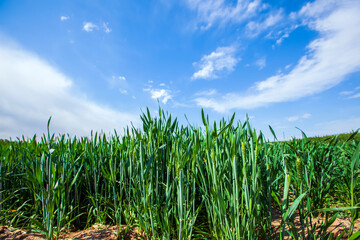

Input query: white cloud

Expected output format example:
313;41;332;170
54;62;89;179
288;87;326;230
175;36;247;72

255;57;266;70
340;86;360;98
286;116;299;122
246;9;284;37
186;0;264;30
195;89;217;96
103;22;112;33
83;22;98;32
195;0;360;112
340;90;354;95
60;16;69;21
144;88;172;104
0;42;138;138
349;93;360;99
276;32;289;45
302;113;311;119
266;24;300;48
82;21;111;33
298;0;338;18
286;113;311;122
192;46;238;79
255;74;281;91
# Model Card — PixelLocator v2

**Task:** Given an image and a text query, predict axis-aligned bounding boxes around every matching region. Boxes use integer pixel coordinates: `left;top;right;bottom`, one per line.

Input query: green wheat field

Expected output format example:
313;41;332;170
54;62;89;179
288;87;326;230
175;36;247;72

1;108;360;239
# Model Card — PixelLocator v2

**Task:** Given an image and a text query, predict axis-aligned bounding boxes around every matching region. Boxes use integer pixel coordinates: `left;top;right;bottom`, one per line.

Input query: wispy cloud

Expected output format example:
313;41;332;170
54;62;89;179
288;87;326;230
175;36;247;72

348;93;360;99
195;89;217;96
108;75;127;89
103;22;112;33
246;9;284;37
119;89;128;94
192;46;238;80
286;113;311;122
82;21;112;33
185;0;264;30
340;86;360;98
0;42;138;138
276;32;289;45
298;0;339;19
60;16;69;21
108;76;128;95
340;90;354;95
285;64;292;70
195;0;360;112
255;57;266;70
266;24;300;47
186;0;286;38
83;22;98;32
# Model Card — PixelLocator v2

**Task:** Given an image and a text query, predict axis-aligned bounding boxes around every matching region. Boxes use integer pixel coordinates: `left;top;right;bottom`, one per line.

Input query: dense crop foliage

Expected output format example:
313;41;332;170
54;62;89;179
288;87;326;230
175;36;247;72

295;133;360;143
0;109;359;239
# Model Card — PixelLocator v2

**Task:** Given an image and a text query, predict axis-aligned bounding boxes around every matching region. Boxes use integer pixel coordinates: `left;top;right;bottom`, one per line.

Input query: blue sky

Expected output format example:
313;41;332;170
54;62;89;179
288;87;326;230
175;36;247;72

0;0;359;140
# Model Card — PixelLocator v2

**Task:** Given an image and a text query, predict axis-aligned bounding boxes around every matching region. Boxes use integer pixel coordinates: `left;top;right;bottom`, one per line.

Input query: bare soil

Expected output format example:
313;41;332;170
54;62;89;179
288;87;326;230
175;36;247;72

271;208;360;239
0;224;143;240
1;217;360;239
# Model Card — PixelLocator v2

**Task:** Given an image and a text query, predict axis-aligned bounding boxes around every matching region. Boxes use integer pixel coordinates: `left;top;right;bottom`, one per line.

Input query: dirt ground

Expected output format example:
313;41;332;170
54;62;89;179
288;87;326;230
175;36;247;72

270;209;360;239
0;224;142;240
1;217;360;239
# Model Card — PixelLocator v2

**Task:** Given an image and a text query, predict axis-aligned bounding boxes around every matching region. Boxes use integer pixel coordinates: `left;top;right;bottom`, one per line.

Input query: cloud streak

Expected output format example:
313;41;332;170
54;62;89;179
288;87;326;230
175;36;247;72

186;0;264;30
0;42;138;138
255;57;266;70
103;22;112;33
246;9;283;37
286;113;311;122
340;86;360;99
195;0;360;112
